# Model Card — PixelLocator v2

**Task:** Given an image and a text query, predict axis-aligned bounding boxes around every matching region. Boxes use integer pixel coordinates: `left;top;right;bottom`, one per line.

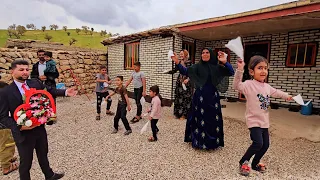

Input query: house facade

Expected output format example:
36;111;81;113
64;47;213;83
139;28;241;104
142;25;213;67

103;0;320;110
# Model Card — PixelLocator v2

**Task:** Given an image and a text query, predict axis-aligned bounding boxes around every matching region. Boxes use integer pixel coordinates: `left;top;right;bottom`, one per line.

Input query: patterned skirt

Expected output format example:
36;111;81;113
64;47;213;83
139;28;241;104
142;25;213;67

184;83;224;150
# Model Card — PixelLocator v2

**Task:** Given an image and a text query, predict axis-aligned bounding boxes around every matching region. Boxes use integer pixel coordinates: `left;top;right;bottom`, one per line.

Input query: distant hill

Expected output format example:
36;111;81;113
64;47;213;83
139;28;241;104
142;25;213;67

0;29;110;50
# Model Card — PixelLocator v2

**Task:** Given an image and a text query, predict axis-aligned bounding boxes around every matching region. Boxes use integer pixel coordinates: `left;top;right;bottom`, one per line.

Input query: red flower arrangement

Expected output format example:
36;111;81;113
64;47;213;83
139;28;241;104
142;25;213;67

14;88;56;127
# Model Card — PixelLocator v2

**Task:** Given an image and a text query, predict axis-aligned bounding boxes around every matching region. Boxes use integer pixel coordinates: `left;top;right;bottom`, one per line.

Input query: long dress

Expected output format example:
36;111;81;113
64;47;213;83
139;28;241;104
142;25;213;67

177;62;234;150
168;61;193;118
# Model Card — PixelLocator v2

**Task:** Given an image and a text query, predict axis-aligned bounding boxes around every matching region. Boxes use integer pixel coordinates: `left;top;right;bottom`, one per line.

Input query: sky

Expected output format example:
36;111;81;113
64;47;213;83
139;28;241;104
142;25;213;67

1;0;296;35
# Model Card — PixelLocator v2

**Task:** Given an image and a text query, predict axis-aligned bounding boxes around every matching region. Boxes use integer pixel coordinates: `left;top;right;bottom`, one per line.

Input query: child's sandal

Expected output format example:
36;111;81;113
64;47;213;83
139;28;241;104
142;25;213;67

148;137;157;142
239;161;251;176
253;163;267;173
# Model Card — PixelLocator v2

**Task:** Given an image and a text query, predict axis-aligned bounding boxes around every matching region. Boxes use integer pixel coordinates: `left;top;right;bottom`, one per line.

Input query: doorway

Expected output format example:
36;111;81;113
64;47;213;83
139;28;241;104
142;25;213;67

239;41;270;100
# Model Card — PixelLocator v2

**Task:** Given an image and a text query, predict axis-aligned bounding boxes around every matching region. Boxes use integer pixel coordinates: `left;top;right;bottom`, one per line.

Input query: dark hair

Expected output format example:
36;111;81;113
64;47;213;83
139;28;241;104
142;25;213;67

11;59;29;70
134;62;141;66
0;81;8;88
99;65;107;70
116;75;123;81
150;85;164;107
37;49;45;55
44;51;52;58
248;55;268;70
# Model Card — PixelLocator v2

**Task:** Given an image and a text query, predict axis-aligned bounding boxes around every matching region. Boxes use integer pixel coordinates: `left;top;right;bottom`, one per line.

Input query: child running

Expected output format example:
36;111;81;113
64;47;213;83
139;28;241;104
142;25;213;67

233;55;293;176
107;76;132;135
146;85;162;142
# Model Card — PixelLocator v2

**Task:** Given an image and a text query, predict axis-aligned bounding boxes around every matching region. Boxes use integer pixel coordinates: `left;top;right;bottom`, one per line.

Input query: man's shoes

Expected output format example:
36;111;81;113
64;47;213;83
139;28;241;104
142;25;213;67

47;172;65;180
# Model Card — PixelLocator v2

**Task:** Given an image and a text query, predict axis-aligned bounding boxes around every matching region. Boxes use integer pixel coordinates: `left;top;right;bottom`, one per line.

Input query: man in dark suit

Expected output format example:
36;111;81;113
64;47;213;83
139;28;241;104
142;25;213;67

0;60;77;180
30;50;59;89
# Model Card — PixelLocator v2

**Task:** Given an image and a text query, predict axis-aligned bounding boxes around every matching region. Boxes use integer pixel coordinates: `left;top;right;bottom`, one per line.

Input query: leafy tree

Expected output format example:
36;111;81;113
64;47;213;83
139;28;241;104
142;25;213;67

49;24;58;30
76;28;81;34
7;29;14;38
91;27;94;32
41;26;46;32
44;33;53;41
8;24;16;30
16;25;27;35
63;26;67;31
67;32;71;36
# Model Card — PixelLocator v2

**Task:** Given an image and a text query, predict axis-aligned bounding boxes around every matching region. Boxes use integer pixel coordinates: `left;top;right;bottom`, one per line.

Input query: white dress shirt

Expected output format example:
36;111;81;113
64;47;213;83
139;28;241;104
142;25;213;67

38;61;46;76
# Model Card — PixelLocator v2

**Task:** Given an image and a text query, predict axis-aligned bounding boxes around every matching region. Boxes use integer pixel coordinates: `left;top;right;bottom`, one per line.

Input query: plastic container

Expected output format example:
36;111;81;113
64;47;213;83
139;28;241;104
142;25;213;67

300;101;313;115
56;83;66;89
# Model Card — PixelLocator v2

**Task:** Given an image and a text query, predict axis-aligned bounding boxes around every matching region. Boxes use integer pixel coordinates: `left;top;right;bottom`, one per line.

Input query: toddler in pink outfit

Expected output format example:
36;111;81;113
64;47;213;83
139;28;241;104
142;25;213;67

146;85;162;142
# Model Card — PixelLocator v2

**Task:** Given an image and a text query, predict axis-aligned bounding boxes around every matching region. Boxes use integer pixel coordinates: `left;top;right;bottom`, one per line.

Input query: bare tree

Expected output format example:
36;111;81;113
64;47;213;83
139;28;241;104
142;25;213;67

100;30;107;37
82;26;89;35
63;26;67;31
44;33;53;41
41;26;46;32
69;38;77;46
8;24;16;30
89;31;93;36
12;31;20;39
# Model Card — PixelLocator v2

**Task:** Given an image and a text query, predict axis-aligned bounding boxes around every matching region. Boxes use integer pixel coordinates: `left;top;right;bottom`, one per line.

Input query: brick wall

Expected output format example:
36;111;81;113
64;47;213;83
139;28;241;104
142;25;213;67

0;48;107;94
108;35;173;100
206;29;320;108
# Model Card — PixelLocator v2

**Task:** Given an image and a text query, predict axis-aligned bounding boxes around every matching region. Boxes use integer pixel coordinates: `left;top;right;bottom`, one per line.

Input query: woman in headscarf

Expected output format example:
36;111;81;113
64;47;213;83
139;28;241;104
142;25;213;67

166;49;193;120
171;48;234;150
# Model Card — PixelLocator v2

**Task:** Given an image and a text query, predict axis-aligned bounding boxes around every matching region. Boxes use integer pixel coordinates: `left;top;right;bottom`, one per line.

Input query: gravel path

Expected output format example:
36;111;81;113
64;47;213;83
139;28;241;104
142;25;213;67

3;94;320;180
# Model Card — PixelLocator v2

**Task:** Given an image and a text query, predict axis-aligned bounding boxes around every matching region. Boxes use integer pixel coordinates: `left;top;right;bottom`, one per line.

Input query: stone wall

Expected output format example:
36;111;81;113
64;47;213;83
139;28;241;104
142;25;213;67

206;29;320;108
108;35;173;100
0;48;107;94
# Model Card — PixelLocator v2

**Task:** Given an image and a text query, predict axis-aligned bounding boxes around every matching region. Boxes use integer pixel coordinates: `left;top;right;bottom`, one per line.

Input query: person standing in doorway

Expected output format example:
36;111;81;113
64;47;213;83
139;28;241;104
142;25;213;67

125;62;146;123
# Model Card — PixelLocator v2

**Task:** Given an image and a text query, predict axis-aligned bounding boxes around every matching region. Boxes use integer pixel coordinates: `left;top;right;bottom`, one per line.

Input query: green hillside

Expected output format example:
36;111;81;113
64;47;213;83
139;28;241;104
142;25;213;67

0;29;109;50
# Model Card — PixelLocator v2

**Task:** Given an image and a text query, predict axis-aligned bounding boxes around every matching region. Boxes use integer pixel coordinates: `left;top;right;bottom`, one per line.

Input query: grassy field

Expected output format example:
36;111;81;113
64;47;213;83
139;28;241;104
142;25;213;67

0;29;109;50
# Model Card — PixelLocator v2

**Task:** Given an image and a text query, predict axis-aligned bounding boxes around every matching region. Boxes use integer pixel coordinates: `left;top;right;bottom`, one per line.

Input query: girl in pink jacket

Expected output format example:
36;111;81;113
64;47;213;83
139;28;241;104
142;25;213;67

233;55;292;176
147;85;162;142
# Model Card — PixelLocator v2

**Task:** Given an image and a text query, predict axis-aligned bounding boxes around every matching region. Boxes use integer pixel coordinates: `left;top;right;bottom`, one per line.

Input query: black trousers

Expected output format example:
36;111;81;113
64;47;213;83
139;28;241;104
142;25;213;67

114;104;131;131
16;126;54;180
239;127;270;167
134;87;143;117
96;92;112;114
151;119;159;140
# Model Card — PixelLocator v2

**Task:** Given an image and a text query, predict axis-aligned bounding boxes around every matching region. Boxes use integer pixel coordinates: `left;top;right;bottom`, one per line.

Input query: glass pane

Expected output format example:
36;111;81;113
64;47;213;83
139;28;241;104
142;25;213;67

305;45;314;65
296;45;305;65
289;46;297;65
136;44;139;62
128;45;132;68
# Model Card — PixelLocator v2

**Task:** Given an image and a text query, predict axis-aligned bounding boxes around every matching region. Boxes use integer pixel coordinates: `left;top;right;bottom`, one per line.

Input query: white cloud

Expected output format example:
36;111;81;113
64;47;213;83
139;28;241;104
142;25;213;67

0;0;296;35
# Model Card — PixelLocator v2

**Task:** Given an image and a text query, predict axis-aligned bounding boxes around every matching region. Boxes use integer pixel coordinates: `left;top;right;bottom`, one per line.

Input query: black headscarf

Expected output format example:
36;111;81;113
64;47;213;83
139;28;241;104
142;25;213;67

187;48;233;91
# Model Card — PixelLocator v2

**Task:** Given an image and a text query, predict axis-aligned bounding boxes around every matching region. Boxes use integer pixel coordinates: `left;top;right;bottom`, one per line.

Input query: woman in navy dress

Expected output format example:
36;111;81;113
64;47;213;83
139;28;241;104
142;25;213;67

171;48;234;150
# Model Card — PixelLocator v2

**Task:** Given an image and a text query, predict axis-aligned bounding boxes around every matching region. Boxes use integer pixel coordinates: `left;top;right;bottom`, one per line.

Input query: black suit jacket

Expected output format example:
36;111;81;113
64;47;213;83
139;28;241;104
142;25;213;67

0;79;66;143
30;62;59;88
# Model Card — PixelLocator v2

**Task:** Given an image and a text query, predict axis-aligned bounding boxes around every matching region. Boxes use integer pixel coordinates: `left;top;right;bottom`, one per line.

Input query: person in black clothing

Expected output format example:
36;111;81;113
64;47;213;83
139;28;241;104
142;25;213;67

30;50;59;89
0;60;77;180
166;49;193;120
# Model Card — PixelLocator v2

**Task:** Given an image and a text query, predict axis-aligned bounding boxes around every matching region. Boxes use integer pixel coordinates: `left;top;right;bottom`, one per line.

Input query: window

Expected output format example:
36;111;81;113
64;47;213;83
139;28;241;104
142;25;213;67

286;43;317;67
182;41;195;63
214;48;231;64
124;42;140;69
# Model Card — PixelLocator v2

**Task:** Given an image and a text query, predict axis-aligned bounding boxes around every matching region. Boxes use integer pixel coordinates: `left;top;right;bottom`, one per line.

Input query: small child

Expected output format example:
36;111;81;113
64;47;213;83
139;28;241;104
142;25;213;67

95;65;113;120
125;62;146;123
146;85;162;142
233;55;292;176
107;76;132;135
43;51;57;74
